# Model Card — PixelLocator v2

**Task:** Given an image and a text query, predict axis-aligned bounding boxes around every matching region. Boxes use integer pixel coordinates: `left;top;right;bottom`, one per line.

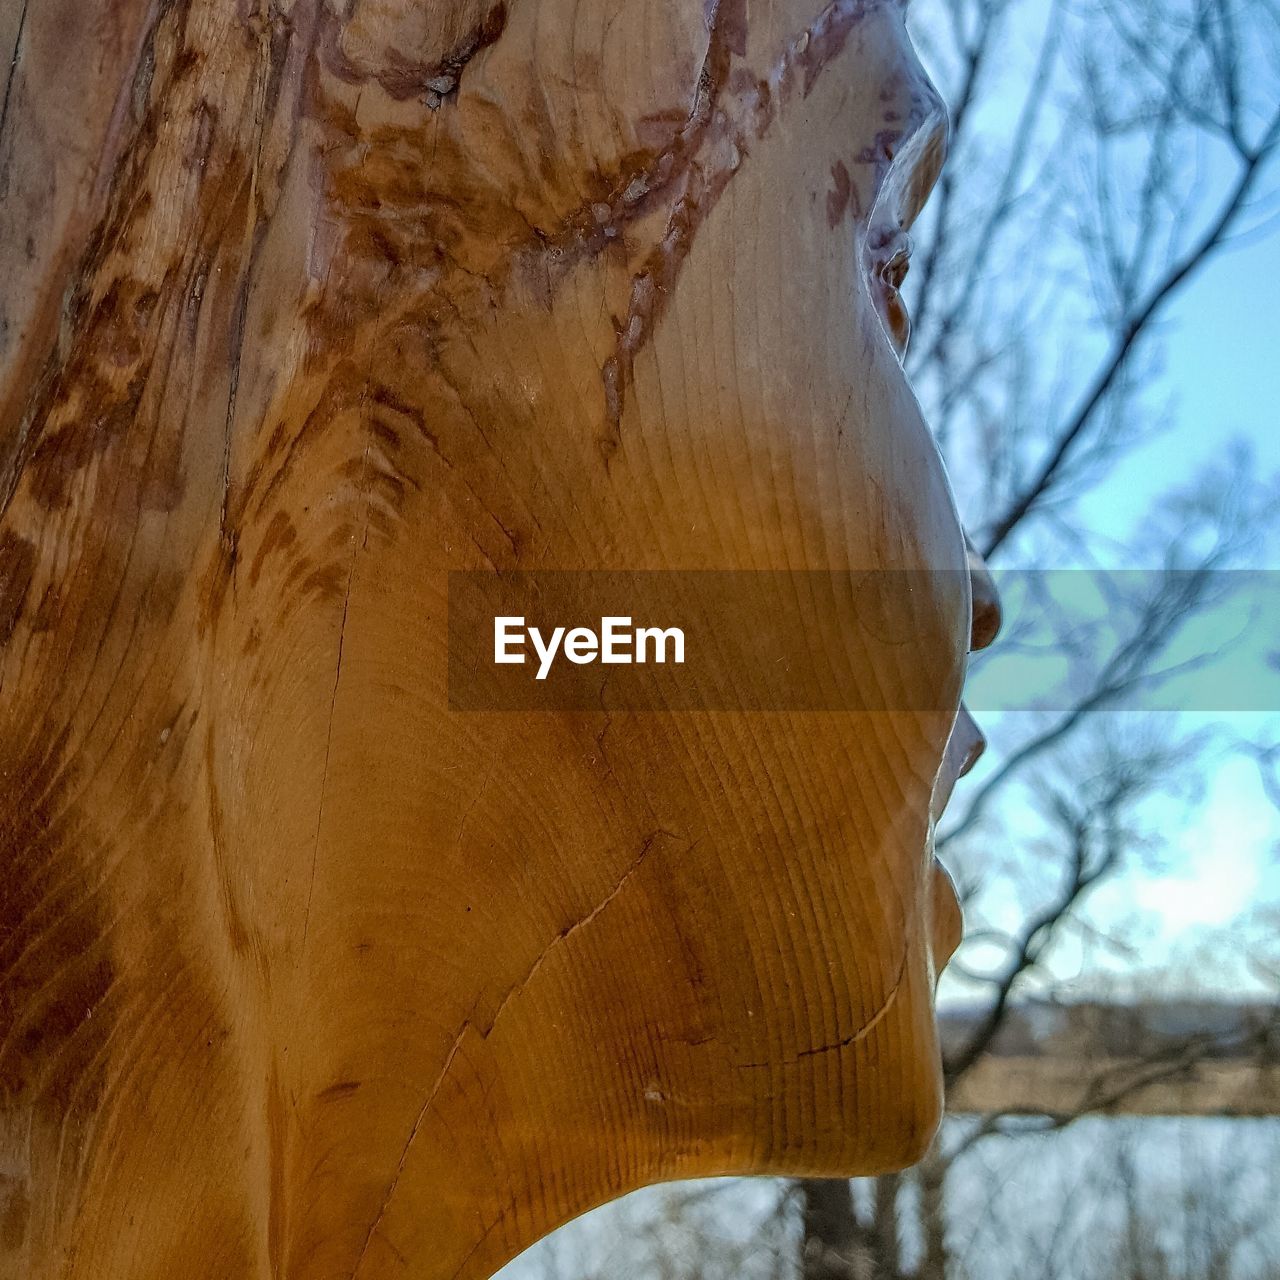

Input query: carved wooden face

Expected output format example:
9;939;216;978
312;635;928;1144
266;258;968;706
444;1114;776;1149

221;0;980;1235
0;0;991;1274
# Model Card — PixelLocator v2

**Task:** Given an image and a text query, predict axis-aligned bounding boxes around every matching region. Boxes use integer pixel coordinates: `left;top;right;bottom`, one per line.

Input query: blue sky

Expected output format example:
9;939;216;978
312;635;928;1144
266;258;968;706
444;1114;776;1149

949;389;1280;1000
922;2;1280;1003
1065;216;1280;994
1084;227;1280;557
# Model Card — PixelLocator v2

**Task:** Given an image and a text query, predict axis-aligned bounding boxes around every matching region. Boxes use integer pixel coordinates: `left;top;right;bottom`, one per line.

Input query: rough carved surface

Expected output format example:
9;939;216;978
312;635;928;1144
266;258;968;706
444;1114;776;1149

0;0;987;1276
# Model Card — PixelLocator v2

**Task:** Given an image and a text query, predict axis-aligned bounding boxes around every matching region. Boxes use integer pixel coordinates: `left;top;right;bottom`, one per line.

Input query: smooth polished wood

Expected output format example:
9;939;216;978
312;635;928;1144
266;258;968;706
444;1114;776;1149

0;1;985;1276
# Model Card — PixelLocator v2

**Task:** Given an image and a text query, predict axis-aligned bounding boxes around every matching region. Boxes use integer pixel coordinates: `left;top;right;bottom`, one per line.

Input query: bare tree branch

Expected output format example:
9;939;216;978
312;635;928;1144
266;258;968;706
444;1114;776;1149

980;102;1280;557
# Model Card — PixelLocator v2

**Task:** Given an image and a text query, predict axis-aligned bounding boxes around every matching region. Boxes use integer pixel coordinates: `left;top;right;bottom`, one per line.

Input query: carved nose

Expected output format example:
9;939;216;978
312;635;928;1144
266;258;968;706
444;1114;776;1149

864;13;950;233
966;536;1002;653
899;111;948;231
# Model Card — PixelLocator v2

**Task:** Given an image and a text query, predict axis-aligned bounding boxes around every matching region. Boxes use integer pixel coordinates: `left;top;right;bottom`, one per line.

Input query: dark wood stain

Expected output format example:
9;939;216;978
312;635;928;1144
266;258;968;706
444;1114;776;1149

0;729;116;1125
318;1;507;104
317;1078;362;1102
0;531;36;648
827;159;853;228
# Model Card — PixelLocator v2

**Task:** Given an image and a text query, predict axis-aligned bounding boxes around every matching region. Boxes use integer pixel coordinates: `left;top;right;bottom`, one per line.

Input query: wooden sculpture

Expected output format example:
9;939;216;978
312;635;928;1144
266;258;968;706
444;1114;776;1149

0;0;1000;1275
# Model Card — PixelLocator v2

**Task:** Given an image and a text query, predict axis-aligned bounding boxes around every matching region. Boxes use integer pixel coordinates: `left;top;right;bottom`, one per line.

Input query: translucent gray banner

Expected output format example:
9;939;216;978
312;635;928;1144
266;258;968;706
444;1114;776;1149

446;569;1279;713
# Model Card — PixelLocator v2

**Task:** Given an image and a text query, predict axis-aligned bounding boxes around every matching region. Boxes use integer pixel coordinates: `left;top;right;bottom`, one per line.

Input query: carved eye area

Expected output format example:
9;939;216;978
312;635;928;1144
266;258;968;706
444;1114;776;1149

873;235;913;355
881;244;911;293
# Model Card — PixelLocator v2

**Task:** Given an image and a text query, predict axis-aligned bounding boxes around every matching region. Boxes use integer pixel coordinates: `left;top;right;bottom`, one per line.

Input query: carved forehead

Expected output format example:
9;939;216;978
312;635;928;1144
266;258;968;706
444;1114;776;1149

314;0;720;256
324;0;917;157
333;0;712;100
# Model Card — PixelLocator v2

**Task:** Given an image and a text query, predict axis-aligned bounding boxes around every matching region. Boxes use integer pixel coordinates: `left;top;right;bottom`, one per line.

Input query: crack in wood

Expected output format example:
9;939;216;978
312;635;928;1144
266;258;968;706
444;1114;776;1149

481;827;679;1036
301;398;373;953
350;1018;473;1280
733;942;910;1070
0;0;30;148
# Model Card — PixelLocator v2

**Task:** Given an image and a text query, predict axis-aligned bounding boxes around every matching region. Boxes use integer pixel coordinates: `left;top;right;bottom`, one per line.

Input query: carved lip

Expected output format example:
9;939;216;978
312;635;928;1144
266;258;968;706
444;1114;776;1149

931;705;985;835
929;772;967;972
930;857;965;971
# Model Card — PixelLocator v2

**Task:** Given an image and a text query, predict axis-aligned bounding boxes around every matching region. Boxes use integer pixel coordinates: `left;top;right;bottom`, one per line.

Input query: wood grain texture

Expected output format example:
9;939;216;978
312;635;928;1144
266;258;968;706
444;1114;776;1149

0;0;992;1275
